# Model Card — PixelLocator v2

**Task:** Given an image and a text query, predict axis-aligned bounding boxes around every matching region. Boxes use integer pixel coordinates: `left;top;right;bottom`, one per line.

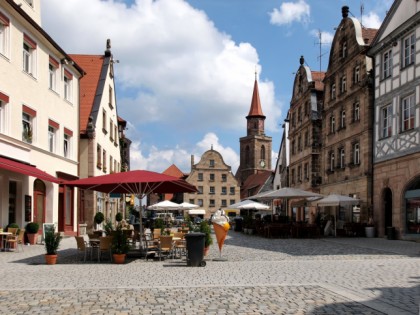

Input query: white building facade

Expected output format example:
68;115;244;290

0;0;82;234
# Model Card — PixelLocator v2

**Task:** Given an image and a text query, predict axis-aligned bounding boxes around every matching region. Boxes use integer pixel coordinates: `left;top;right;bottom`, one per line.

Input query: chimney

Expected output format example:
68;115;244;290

342;6;349;18
191;155;194;167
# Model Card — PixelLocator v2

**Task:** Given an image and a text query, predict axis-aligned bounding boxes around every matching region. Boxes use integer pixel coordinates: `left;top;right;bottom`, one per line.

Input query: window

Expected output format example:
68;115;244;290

297;165;302;182
63;133;70;158
230;187;235;195
304;131;309;147
209;186;215;194
291;140;295;155
401;94;415;131
209;199;215;207
291;169;295;185
330;115;335;134
341;41;347;58
198;199;203;207
339;148;345;169
330;83;336;99
49;56;59;91
353;143;360;165
221;200;227;207
63;70;72;102
23;34;36;75
114;125;118;144
109;156;113;173
198;186;203;194
114;160;117;173
0;93;8;134
353;66;360;84
340;109;346;129
102;150;107;172
381;104;392;138
329;152;335;172
297;135;301;152
0;100;4;133
353;102;360;122
25;0;33;7
209;174;215;181
97;144;102;168
48;126;55;152
209;159;215;167
221;187;227;195
22;107;35;143
0;12;10;57
109;86;113;108
198;173;203;181
260;145;266;160
340;76;346;93
102;109;107;132
304;163;308;180
221;174;227;182
109;120;113;141
297;107;301;122
382;49;392;78
403;33;415;67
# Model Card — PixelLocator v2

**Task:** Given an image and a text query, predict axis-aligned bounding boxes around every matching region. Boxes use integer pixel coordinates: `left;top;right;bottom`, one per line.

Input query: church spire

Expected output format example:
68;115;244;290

247;72;265;118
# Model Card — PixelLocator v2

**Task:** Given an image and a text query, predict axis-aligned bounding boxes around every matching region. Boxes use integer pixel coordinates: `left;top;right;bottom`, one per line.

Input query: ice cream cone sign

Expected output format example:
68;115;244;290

211;209;230;253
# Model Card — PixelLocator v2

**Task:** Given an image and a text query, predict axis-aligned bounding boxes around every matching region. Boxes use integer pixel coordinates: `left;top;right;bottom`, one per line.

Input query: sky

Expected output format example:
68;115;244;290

41;0;392;174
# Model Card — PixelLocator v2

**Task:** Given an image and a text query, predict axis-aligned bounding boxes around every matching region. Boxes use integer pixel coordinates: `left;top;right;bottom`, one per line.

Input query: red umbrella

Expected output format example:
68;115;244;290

64;170;197;195
64;170;197;236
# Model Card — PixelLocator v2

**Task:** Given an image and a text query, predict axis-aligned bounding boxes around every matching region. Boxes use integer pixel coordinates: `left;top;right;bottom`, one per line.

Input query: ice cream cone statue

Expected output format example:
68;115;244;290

211;209;230;260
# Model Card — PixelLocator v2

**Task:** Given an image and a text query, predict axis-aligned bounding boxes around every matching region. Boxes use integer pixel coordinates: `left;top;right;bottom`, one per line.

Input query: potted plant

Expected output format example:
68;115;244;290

25;222;39;245
112;225;130;264
115;212;123;223
44;225;62;265
200;220;213;256
94;212;105;229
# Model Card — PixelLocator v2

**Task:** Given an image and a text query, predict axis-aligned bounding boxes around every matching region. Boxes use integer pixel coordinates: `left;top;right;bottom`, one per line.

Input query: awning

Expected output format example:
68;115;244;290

0;156;60;183
188;209;206;215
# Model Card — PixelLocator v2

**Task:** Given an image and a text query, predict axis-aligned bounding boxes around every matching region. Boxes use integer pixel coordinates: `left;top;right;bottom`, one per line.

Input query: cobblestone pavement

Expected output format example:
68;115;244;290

0;231;419;314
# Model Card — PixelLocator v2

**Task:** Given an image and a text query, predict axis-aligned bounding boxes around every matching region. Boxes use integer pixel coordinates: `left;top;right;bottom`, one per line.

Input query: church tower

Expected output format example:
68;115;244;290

236;74;272;186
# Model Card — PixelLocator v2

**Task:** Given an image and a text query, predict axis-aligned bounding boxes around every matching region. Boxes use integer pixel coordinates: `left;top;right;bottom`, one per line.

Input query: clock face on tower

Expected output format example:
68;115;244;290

260;160;266;168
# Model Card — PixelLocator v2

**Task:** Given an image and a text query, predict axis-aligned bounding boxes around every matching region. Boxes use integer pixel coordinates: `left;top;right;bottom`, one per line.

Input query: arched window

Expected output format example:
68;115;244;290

260;145;266;160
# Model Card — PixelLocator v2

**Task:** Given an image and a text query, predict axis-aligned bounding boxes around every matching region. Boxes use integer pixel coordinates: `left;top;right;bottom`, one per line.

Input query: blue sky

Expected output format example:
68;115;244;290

41;0;391;174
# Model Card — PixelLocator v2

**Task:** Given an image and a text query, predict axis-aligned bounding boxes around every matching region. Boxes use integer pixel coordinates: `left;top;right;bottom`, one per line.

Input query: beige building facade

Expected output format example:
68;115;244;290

184;148;240;218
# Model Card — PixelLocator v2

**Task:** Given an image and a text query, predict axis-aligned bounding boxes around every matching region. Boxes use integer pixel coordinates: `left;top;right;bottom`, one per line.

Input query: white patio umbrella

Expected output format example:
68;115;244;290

147;200;181;210
179;202;199;210
247;187;323;217
225;200;270;217
310;194;360;236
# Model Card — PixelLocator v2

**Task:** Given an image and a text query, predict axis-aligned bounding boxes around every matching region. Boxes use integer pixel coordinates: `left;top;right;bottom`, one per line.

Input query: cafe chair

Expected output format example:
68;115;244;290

75;236;91;262
158;235;174;260
141;234;159;261
97;236;113;262
6;229;25;252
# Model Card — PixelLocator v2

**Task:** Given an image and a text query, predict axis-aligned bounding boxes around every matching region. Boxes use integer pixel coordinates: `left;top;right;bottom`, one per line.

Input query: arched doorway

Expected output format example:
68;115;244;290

383;187;392;236
33;179;46;232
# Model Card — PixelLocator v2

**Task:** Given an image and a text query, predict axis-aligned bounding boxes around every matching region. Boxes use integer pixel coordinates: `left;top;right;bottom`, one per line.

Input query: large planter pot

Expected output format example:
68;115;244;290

203;246;210;256
365;226;375;238
45;254;58;265
113;254;126;264
27;233;37;245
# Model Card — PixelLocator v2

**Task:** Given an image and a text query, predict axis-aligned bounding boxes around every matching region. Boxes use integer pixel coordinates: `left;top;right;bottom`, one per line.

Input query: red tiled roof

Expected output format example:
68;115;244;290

162;164;184;178
69;54;104;133
248;79;264;117
362;28;378;45
240;171;272;199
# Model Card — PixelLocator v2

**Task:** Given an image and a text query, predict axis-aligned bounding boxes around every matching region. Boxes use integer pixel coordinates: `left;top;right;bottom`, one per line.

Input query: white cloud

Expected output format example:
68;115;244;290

42;0;280;174
310;29;334;45
269;0;310;26
361;11;382;29
129;132;240;174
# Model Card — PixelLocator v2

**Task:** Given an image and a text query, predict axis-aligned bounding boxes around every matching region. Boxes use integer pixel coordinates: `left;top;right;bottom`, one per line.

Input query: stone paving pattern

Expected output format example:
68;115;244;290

0;231;419;314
